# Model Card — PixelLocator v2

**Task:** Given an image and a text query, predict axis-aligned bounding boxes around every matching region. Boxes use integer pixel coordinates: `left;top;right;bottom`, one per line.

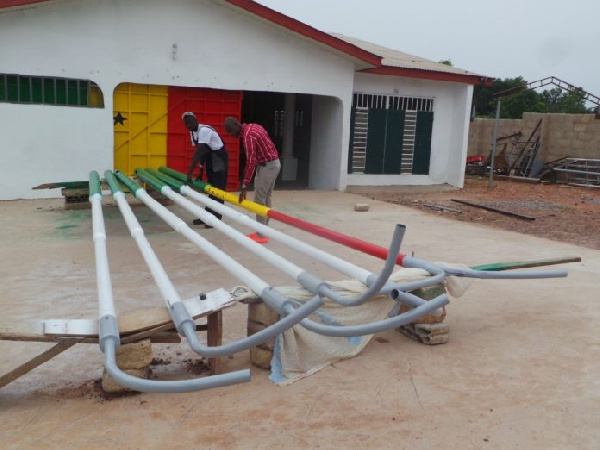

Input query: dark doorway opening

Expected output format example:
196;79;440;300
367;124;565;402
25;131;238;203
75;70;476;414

240;91;312;189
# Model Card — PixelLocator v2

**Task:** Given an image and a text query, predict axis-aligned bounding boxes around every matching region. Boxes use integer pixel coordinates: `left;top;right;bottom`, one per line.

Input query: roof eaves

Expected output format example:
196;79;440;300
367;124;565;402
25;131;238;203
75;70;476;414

0;0;49;8
221;0;382;67
360;66;493;87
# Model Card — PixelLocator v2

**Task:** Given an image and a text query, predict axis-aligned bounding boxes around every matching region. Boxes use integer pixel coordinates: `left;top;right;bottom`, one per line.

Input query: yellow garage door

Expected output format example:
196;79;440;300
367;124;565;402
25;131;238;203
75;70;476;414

113;83;168;174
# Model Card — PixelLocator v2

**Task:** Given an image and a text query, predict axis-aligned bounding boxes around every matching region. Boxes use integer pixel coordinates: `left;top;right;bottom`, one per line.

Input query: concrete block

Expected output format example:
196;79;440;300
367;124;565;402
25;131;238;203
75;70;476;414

248;301;280;326
247;321;275;350
250;346;273;370
397;323;449;345
116;339;153;370
101;367;150;393
354;203;370;212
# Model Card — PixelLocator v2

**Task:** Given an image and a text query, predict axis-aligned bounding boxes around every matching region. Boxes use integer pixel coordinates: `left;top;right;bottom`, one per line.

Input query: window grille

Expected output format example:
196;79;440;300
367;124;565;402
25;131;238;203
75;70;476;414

349;93;434;174
0;74;104;108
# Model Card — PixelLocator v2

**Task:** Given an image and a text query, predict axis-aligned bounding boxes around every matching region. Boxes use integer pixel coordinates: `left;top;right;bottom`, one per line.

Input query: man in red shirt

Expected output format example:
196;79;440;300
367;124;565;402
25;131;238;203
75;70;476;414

224;117;281;244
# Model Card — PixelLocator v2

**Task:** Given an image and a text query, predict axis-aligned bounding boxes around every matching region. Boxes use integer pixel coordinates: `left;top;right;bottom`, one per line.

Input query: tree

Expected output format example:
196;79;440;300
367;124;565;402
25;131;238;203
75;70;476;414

540;88;590;113
472;76;593;118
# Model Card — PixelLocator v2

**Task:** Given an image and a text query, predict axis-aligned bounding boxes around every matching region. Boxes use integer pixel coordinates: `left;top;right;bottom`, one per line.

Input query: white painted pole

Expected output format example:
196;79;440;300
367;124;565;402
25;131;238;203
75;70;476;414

90;193;116;318
112;191;184;307
181;186;373;284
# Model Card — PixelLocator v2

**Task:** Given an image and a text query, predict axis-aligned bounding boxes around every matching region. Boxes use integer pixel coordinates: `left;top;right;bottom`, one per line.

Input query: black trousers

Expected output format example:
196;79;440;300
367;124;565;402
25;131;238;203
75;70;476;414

205;148;228;220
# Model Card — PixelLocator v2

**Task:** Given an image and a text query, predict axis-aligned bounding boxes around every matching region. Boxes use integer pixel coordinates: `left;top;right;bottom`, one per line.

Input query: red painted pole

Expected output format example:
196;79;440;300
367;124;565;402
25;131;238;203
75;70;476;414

267;210;406;266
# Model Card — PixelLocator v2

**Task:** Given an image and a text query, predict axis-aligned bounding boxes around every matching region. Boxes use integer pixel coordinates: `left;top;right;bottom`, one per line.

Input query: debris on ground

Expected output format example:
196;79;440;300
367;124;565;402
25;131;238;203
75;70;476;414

359;176;600;250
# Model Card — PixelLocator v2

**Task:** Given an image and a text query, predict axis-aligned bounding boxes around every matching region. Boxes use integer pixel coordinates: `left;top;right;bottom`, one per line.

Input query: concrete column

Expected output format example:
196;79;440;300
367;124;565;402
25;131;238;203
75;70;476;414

281;93;298;181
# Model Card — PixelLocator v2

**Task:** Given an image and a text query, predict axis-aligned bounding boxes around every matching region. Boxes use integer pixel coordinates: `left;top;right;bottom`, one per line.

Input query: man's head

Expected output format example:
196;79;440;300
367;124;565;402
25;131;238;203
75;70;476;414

224;117;242;137
182;112;198;132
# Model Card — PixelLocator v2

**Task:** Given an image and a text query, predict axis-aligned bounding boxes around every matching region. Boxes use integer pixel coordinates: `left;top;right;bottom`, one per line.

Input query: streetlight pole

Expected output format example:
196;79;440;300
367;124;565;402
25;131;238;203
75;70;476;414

488;100;501;188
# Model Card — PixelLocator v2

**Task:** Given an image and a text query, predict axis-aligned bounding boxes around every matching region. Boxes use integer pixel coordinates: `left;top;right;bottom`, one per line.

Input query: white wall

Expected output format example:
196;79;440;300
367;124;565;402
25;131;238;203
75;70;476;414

309;96;346;190
343;73;473;189
0;0;356;199
0;103;111;199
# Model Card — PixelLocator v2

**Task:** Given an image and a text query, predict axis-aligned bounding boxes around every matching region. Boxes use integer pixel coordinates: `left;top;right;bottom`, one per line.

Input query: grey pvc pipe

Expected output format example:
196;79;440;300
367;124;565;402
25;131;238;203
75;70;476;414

440;265;567;279
92;173;250;392
153;181;400;308
286;293;449;337
315;224;405;307
177;294;325;357
102;339;250;393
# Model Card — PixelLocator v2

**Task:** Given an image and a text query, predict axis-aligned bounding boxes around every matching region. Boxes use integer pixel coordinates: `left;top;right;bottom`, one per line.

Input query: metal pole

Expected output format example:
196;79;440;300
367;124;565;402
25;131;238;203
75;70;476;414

489;100;501;188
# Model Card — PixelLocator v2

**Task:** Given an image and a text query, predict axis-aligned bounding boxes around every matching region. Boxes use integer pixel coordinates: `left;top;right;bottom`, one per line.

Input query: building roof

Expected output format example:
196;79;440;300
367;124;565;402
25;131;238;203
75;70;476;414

0;0;491;85
332;33;491;85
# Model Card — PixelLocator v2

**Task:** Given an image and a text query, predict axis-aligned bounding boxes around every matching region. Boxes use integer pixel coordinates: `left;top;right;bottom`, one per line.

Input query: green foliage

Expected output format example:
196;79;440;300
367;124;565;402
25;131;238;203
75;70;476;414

541;88;589;113
473;77;593;118
439;59;453;66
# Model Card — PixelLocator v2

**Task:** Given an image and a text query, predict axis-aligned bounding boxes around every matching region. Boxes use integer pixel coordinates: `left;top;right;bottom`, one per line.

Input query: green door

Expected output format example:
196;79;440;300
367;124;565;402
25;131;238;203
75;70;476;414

383;109;405;174
412;111;434;175
364;109;405;174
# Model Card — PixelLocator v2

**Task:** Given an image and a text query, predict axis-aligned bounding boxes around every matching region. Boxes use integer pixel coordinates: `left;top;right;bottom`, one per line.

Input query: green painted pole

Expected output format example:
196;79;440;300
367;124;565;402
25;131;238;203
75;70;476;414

135;169;168;193
158;166;210;191
88;171;102;197
146;168;185;191
114;170;142;196
104;171;124;194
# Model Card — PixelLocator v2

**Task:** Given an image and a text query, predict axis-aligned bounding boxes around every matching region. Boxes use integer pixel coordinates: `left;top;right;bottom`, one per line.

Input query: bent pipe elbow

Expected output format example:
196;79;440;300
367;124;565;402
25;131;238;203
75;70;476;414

315;224;405;307
295;294;449;337
103;340;251;393
180;296;324;358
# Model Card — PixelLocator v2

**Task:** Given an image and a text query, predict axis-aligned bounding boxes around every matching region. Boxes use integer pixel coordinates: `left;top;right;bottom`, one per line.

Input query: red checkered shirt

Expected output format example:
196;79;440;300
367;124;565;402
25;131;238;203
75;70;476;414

241;123;279;187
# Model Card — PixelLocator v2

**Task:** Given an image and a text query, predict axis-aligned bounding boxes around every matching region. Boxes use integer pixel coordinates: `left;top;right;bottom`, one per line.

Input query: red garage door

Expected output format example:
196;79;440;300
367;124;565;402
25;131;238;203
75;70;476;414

167;87;243;191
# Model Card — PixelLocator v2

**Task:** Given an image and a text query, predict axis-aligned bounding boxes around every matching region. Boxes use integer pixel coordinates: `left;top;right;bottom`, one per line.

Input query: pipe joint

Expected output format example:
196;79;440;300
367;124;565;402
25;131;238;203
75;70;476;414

169;302;194;336
298;272;329;296
99;314;120;353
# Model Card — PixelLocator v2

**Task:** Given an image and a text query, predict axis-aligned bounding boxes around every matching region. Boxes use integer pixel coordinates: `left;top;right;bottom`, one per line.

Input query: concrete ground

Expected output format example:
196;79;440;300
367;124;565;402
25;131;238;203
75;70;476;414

0;189;598;449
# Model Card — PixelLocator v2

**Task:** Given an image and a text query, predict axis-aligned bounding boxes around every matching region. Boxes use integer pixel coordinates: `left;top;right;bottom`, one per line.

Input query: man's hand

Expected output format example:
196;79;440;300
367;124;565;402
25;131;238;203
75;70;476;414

238;187;247;204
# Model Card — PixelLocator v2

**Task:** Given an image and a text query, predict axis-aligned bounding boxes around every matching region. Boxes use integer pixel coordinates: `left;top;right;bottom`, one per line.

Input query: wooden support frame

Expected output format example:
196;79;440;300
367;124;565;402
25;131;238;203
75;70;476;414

0;310;226;389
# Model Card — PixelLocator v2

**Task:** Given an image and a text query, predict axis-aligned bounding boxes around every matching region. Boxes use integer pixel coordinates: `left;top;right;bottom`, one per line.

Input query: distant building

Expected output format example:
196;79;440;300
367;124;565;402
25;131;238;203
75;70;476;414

0;0;491;199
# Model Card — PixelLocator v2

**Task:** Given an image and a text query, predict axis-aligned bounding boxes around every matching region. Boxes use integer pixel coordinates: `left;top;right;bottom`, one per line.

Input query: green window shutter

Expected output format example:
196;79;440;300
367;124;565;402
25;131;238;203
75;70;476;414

31;77;43;103
56;79;67;105
412;111;433;175
43;78;55;103
383;109;405;174
19;76;31;103
364;108;387;174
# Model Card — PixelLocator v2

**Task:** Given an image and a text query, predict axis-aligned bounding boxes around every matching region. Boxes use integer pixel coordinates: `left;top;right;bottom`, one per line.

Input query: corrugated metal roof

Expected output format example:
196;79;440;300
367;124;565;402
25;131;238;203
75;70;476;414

331;33;485;77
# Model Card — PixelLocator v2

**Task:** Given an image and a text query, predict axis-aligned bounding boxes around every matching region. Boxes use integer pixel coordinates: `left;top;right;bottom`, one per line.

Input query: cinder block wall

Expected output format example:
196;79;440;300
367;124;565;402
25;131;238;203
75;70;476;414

468;113;600;162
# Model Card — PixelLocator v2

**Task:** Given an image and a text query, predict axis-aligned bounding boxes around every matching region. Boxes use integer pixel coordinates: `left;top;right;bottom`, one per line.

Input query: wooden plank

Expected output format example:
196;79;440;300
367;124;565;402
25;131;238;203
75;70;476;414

32;181;88;190
451;199;536;221
422;202;462;213
0;340;79;389
41;288;236;337
207;311;223;374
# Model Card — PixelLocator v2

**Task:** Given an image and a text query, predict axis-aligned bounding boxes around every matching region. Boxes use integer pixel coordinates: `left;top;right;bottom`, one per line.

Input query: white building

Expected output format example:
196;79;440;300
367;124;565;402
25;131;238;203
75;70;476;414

0;0;491;200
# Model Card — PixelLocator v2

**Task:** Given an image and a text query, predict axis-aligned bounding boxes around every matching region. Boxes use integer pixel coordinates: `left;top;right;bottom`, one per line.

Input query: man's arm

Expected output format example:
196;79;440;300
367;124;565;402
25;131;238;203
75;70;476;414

242;134;257;189
187;143;210;181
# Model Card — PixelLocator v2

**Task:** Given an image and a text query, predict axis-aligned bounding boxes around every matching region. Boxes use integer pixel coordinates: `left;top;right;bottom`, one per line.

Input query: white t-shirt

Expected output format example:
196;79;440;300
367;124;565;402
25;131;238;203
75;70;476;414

191;125;224;151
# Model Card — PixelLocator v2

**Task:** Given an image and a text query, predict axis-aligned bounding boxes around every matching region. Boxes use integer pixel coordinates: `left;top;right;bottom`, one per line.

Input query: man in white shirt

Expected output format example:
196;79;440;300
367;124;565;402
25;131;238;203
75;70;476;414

182;112;229;227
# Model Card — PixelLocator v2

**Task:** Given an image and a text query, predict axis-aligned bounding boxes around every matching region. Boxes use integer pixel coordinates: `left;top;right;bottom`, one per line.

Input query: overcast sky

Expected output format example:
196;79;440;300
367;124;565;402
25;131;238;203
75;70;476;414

255;0;600;100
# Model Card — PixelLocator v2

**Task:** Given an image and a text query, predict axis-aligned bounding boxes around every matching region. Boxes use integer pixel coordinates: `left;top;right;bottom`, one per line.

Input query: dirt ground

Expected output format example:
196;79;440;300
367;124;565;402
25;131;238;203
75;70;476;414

1;190;599;449
352;176;600;250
